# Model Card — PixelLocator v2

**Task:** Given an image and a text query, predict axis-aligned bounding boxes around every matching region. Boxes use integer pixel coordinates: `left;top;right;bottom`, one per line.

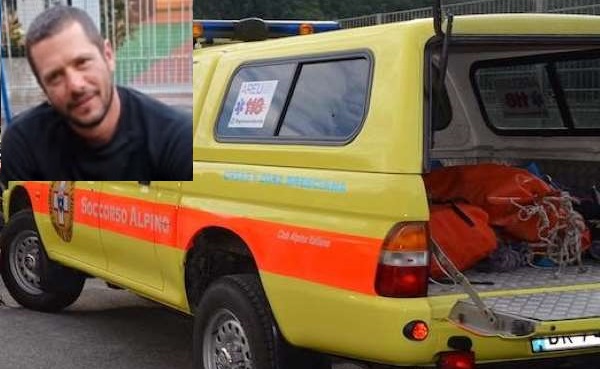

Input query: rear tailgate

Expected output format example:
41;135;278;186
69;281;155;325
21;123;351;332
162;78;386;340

428;262;600;360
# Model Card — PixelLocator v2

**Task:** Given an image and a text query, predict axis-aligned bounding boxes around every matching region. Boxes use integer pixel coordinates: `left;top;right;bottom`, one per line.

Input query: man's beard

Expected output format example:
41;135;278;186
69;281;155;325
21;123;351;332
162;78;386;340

67;85;115;130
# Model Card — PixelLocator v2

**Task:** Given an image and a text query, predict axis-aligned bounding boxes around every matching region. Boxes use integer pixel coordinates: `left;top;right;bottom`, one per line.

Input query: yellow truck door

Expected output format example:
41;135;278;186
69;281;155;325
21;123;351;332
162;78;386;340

43;181;107;270
98;182;164;290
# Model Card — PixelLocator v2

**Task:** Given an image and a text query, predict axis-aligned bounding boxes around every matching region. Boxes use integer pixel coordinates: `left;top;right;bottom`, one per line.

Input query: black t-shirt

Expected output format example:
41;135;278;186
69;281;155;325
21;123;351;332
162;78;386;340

0;86;192;183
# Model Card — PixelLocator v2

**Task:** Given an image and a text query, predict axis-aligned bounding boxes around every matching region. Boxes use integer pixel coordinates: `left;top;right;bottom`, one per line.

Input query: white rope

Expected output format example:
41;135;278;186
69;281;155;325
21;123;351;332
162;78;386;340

510;191;586;276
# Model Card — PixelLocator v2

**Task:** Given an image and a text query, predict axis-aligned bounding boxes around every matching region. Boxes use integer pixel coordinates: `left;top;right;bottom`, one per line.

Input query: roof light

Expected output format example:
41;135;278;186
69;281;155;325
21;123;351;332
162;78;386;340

299;23;314;35
193;22;203;39
193;18;340;43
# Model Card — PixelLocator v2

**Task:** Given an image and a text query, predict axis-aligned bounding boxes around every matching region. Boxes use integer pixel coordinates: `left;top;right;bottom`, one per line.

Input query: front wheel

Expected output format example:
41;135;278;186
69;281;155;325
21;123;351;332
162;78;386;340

0;210;84;312
193;274;330;369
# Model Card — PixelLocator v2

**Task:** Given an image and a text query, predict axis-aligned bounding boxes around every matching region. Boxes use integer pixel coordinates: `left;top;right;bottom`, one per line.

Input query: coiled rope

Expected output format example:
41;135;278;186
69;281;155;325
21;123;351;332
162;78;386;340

510;191;587;276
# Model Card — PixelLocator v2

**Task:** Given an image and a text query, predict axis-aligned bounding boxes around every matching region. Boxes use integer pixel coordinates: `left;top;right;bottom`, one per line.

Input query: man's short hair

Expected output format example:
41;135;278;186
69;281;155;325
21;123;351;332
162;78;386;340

25;6;104;80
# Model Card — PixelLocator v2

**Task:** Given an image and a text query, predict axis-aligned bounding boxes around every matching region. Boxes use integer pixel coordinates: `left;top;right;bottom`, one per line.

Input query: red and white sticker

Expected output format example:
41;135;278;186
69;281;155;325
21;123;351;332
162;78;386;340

228;80;279;128
495;75;548;118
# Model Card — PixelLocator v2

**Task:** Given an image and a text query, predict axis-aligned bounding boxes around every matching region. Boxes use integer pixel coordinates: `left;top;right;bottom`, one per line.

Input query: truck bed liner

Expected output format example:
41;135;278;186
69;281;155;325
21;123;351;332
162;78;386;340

479;289;600;321
429;262;600;296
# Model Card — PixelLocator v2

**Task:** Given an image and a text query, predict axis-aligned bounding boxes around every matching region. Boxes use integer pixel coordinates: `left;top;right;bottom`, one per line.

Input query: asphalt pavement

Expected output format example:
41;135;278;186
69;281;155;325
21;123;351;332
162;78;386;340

1;278;598;369
0;278;365;369
0;279;192;369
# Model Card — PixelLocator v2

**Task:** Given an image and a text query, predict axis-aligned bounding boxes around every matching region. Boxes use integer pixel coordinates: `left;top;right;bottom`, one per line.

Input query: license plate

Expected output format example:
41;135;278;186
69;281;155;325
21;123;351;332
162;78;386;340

531;332;600;353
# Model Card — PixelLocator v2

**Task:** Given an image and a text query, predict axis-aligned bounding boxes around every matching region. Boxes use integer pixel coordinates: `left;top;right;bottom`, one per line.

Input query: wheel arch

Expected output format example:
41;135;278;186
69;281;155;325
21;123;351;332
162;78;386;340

184;226;261;310
8;185;33;216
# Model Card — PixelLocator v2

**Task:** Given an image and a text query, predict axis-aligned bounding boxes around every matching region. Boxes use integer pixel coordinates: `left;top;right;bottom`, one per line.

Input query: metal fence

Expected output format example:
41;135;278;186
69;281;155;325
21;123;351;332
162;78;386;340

1;0;191;117
339;0;600;28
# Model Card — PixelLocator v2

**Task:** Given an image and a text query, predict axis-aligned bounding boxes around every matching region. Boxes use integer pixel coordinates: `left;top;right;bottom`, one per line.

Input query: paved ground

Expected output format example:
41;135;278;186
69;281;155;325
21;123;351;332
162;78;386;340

0;279;363;369
0;278;598;369
0;279;192;369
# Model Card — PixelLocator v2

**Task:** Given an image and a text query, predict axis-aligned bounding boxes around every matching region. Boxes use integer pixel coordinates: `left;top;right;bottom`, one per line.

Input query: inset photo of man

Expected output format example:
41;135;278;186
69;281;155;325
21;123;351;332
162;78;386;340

0;1;192;181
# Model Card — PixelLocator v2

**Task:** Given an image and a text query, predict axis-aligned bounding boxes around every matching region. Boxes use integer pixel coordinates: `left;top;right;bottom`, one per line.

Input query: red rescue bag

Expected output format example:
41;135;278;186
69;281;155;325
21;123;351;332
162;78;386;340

425;164;569;243
429;202;497;279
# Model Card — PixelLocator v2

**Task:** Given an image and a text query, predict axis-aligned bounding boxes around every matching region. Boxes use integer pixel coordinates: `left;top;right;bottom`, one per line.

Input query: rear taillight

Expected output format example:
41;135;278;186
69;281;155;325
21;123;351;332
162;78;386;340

375;222;429;297
437;351;475;369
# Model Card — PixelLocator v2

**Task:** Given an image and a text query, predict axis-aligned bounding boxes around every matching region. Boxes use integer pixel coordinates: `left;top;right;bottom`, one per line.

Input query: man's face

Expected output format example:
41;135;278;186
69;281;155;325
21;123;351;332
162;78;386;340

30;22;115;128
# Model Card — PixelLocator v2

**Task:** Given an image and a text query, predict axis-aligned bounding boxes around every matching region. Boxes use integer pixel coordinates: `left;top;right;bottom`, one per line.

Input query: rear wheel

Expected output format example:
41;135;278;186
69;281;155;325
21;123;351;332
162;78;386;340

193;274;330;369
0;210;84;312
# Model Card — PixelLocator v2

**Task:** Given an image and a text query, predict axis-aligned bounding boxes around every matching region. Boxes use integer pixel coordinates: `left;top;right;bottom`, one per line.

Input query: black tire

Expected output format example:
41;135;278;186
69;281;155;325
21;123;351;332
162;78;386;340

0;210;84;312
193;274;331;369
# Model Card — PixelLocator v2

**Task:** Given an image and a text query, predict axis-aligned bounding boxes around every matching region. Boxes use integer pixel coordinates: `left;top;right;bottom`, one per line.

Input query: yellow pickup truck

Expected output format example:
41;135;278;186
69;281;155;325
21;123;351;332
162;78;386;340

2;12;600;369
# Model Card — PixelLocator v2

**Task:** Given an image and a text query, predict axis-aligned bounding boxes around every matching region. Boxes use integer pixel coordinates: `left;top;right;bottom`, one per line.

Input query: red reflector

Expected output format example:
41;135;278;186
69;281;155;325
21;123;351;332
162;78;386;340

403;320;429;341
438;351;475;369
375;265;428;297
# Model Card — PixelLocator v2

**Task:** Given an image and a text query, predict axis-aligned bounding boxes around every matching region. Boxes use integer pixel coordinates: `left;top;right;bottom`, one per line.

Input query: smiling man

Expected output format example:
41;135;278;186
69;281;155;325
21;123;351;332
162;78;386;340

0;6;192;182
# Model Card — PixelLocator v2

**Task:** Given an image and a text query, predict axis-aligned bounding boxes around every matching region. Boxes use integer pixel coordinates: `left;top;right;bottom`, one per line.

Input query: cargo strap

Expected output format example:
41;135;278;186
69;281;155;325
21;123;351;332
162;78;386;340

431;237;498;326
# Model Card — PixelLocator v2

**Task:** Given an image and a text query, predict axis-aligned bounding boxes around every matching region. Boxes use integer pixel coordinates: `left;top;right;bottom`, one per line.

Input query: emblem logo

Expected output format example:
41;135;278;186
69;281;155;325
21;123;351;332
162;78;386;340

49;181;75;242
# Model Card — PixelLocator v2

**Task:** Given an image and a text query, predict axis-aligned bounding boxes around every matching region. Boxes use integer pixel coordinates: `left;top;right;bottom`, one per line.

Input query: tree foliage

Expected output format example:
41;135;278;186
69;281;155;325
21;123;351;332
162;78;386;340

194;0;447;20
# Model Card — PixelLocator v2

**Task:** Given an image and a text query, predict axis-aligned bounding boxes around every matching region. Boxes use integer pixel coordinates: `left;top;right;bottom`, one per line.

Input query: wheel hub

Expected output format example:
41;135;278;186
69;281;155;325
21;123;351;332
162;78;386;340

204;309;252;369
9;232;43;295
24;253;37;270
215;347;232;368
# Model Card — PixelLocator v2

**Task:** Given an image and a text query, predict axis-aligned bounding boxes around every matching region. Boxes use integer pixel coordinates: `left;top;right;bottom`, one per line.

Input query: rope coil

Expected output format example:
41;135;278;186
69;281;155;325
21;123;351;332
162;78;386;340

510;191;587;276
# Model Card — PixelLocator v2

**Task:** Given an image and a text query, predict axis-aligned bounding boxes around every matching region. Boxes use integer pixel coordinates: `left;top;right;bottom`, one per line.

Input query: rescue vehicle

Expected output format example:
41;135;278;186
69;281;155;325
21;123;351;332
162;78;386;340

2;4;600;369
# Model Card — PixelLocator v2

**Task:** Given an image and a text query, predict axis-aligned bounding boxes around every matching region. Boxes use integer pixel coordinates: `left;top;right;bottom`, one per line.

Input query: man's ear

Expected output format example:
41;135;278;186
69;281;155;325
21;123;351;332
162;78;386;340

103;39;116;72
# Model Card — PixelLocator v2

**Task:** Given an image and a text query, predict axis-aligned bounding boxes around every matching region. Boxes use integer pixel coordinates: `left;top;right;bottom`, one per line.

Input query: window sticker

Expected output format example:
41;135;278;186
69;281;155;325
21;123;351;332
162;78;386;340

494;75;548;118
228;80;279;128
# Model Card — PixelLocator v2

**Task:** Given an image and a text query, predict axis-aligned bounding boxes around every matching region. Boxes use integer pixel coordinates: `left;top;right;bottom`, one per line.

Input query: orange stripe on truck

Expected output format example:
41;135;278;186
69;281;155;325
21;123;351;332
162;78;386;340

24;182;381;295
25;182;179;247
24;182;51;214
178;207;382;294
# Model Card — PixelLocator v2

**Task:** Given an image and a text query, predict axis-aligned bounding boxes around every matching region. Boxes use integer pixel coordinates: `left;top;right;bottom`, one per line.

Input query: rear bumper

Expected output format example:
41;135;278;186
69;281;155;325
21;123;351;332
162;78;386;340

262;272;600;366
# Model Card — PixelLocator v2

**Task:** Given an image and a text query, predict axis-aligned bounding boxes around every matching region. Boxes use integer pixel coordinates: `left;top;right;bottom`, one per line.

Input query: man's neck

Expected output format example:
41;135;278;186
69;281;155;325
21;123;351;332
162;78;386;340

72;87;122;146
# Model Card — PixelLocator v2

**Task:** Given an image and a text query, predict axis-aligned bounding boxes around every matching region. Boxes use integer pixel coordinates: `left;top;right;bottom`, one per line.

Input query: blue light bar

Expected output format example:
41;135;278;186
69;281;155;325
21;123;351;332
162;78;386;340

194;18;341;43
259;20;341;35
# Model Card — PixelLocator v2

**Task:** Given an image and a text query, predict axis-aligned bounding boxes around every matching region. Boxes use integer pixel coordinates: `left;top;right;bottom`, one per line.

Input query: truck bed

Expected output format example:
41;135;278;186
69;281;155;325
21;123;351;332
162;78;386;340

429;262;600;296
429;262;600;321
